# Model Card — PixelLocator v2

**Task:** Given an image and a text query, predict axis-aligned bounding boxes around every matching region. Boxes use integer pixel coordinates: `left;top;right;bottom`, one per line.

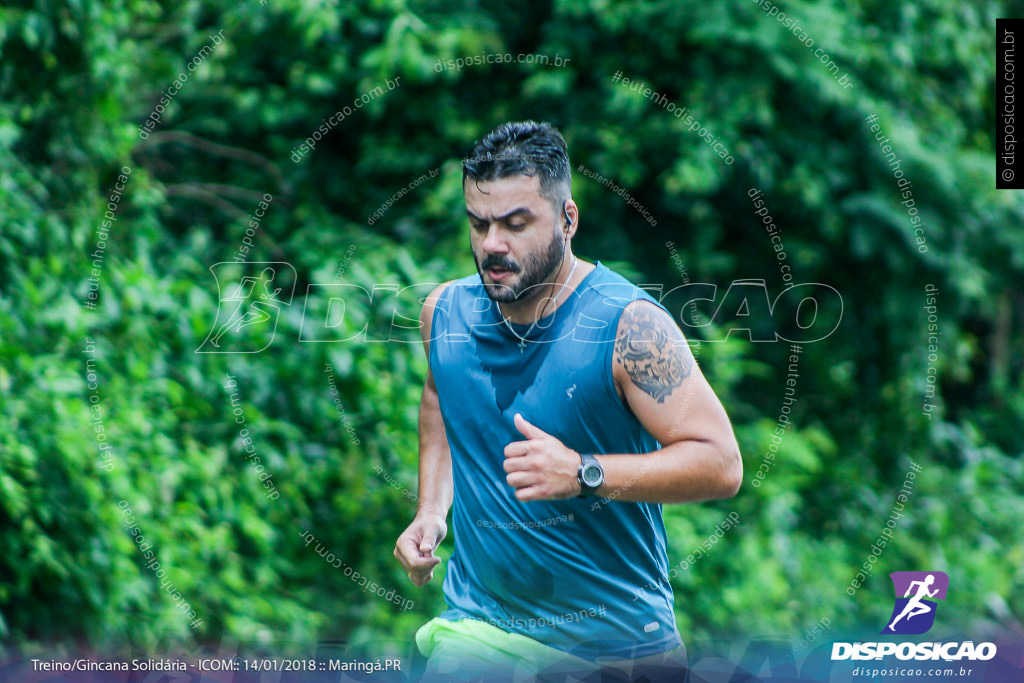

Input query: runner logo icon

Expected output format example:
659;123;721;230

882;571;949;635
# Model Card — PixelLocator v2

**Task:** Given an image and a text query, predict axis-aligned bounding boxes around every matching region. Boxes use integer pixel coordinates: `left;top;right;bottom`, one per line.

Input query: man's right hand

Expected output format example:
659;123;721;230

394;513;447;586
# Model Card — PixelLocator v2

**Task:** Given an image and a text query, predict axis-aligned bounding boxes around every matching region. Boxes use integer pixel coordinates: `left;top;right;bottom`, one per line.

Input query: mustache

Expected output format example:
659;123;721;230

480;255;521;273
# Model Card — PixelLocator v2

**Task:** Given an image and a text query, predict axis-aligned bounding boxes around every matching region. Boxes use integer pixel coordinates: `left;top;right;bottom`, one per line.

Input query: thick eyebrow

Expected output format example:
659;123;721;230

465;207;535;223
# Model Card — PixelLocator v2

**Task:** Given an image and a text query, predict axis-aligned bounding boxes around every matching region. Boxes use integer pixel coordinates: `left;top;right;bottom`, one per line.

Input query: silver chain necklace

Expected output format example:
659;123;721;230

500;257;579;353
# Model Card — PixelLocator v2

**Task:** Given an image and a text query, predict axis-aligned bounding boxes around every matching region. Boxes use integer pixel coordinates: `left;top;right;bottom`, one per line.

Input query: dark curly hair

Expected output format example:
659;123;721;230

462;121;571;208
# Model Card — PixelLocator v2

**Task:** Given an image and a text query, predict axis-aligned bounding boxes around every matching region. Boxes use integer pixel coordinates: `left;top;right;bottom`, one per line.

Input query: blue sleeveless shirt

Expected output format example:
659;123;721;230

429;262;682;661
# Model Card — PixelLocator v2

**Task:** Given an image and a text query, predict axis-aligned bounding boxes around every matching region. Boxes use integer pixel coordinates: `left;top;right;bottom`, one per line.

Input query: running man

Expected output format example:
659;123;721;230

887;574;939;632
209;267;281;347
393;121;742;680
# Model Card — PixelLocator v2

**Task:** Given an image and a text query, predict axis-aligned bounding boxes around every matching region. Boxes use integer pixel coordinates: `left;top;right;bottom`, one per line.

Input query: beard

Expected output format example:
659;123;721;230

475;228;565;304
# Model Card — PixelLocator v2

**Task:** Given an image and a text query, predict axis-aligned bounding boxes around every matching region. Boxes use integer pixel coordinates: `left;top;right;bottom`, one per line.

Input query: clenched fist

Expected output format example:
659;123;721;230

503;413;582;501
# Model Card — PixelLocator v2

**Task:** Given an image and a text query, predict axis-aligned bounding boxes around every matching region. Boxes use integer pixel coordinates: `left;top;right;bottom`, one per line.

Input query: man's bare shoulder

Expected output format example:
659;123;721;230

612;299;694;404
419;280;458;346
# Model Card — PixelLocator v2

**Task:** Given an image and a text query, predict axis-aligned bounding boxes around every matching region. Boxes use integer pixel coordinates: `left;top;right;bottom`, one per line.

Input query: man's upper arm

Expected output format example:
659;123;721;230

613;300;732;446
420;282;454;384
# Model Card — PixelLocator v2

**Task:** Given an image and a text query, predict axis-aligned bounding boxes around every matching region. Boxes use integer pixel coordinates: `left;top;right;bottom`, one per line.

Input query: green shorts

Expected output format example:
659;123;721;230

415;617;686;681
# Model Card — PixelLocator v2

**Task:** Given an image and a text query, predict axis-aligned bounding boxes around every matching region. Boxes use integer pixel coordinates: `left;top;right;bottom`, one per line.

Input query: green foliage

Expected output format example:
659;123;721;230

1;0;1021;660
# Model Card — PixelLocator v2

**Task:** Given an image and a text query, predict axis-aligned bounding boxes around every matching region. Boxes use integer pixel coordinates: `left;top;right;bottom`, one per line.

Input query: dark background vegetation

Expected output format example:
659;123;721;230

1;0;1022;664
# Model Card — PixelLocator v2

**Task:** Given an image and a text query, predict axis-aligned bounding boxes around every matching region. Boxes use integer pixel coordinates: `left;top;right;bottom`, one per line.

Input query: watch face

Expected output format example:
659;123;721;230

582;464;603;487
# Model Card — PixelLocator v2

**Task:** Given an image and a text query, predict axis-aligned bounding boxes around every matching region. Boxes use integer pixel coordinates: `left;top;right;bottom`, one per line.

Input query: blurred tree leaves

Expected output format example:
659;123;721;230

1;0;1022;657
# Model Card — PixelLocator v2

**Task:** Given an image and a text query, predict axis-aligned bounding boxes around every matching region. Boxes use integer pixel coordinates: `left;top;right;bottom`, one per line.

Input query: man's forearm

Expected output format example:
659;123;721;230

417;383;454;519
417;445;453;519
592;438;741;504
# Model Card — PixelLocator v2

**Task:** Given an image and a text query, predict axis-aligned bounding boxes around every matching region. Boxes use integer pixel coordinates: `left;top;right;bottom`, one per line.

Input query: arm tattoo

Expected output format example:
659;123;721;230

614;304;694;403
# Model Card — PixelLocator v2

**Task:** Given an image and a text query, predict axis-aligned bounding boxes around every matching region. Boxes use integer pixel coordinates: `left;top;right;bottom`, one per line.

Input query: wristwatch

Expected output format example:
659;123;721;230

577;453;605;497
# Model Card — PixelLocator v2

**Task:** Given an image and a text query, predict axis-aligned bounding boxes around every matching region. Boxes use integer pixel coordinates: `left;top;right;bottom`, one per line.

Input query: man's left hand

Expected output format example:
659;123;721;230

503;413;581;501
